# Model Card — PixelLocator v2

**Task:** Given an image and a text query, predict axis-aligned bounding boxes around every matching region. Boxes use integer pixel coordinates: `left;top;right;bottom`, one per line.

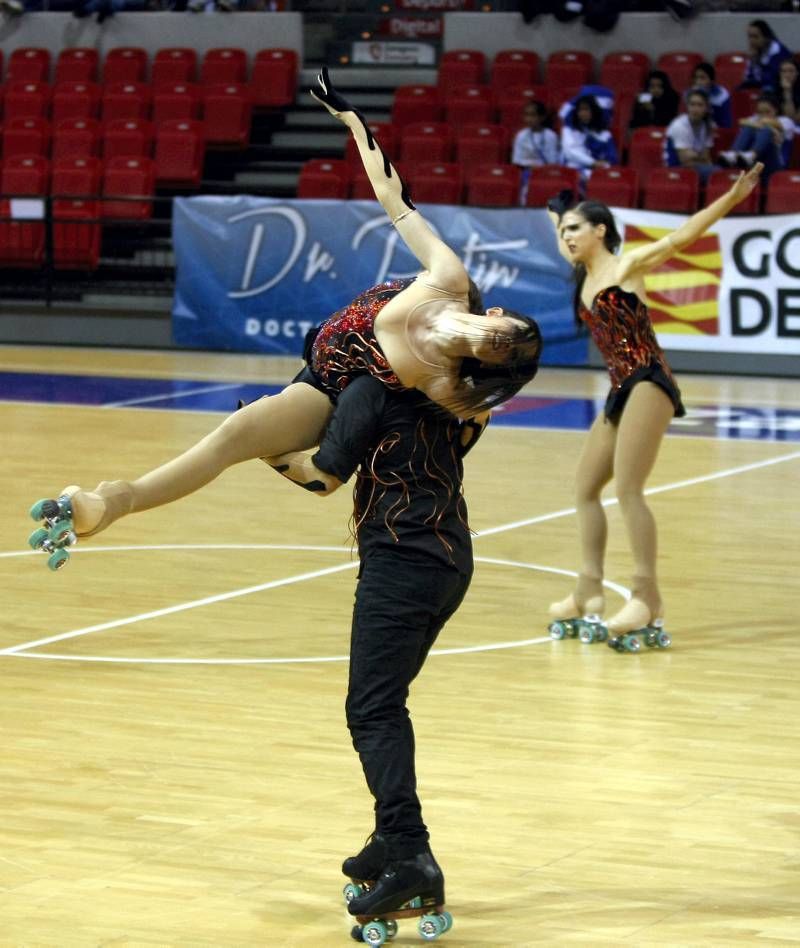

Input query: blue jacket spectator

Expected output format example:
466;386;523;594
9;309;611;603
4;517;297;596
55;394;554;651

561;94;618;182
741;20;793;92
686;62;731;128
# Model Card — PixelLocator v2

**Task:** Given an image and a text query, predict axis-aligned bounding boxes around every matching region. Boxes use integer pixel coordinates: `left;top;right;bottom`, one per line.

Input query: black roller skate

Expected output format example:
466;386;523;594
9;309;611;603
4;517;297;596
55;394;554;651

345;852;452;945
28;490;79;571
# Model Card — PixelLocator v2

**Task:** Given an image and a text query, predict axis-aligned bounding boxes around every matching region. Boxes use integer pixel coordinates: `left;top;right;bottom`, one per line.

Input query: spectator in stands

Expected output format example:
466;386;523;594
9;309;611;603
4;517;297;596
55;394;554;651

561;94;618;186
0;0;24;15
665;88;717;184
73;0;147;21
719;91;795;179
629;71;680;130
778;57;800;127
511;100;560;204
686;62;732;128
741;20;793;93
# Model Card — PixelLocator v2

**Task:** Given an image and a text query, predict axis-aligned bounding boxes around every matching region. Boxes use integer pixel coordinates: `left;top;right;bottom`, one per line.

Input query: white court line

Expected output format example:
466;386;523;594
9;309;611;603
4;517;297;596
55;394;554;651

476;448;800;538
4;449;799;663
102;382;242;409
1;560;359;655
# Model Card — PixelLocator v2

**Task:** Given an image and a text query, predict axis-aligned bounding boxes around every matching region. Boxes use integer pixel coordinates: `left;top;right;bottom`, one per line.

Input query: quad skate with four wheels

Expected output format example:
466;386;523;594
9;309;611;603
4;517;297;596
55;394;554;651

343;850;451;945
547;583;607;644
606;618;672;653
28;492;79;571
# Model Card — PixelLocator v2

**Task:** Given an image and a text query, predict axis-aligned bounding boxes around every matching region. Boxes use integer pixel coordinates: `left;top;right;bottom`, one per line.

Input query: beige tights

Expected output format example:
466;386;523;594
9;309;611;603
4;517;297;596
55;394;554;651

67;383;333;536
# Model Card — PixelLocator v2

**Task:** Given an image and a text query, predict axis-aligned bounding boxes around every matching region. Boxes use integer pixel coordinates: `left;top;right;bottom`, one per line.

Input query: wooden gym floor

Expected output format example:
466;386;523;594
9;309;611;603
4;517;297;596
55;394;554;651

1;344;798;947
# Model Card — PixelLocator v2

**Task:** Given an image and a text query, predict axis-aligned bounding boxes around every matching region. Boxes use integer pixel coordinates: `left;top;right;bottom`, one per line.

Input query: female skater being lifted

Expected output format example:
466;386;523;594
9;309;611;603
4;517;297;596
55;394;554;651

546;163;762;651
28;67;541;569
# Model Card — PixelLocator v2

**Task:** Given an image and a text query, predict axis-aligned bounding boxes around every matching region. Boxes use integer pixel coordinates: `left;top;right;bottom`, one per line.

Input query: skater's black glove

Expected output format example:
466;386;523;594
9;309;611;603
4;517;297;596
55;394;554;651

546;189;576;217
310;66;362;120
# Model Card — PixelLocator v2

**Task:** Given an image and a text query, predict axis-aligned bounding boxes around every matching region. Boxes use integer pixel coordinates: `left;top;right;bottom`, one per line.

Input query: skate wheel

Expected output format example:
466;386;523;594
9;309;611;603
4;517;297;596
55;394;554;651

656;631;672;648
439;911;453;933
361;919;388;945
343;882;363;904
418;913;446;941
29;498;59;522
28;527;51;551
578;624;595;644
49;521;76;546
624;635;642;652
350;925;364;943
384;919;398;939
47;548;70;571
548;620;568;640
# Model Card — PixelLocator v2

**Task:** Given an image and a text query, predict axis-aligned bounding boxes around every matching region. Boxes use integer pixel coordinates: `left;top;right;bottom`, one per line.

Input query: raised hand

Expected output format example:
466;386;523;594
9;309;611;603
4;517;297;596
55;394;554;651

729;162;764;204
309;66;358;120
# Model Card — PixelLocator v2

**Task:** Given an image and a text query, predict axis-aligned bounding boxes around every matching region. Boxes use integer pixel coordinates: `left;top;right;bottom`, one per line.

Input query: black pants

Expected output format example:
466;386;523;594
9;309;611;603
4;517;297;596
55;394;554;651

346;548;472;860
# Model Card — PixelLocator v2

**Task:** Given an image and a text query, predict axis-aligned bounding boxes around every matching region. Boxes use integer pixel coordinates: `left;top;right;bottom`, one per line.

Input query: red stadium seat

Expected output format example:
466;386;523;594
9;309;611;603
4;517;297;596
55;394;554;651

296;158;349;199
443;84;494;130
152;48;198;85
713;52;748;91
438;49;486;88
103;47;148;84
4;81;50;122
407;161;463;205
765;170;800;214
465;163;520;207
349;165;377;201
627;126;667;181
52;81;101;124
102;155;156;220
152;83;201;124
731;88;761;123
545;51;594;92
524;164;581;208
202;83;252;147
55;48;99;84
599;51;650;96
52;118;101;161
200;48;248;85
154;119;205;187
490;50;541;90
346;121;396;168
655;51;703;91
398;121;452;164
101;82;152;122
643;167;699;213
455;123;510;176
706;168;761;214
391;86;443;129
52;198;101;269
103;118;155;160
52;155;102;197
2;117;51;160
586;165;639;208
494;83;550;127
8;48;51;83
0;155;49;267
251;48;298;108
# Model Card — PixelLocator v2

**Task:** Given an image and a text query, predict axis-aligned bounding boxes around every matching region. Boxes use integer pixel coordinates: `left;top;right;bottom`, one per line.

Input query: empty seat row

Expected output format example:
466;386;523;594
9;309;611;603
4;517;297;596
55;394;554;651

298;158;799;215
0;82;252;146
439;48;750;95
0;47;297;107
0;81;253;146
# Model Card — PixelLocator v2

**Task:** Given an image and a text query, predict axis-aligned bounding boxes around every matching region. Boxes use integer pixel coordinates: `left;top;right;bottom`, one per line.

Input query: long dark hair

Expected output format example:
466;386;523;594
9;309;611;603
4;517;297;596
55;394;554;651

570;95;607;132
749;19;776;42
454;310;542;416
686;87;713;132
566;200;622;321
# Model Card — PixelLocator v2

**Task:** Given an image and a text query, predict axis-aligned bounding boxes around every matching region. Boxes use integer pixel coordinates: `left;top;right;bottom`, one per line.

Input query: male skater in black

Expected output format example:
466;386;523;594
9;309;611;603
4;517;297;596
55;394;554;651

266;371;491;919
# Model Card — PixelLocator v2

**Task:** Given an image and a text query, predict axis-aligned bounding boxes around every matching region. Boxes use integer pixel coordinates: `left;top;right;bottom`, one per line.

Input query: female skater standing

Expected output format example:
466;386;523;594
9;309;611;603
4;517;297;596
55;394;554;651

546;164;762;648
29;69;541;565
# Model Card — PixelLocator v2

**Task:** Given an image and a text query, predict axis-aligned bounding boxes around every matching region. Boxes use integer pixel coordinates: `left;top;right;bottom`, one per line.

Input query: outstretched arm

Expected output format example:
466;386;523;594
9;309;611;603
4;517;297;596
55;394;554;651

311;67;467;293
619;164;763;278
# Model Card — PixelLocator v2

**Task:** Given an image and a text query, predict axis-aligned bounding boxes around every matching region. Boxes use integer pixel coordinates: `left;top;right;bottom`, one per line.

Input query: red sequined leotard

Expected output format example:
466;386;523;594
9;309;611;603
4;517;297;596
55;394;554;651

310;278;415;398
579;285;685;418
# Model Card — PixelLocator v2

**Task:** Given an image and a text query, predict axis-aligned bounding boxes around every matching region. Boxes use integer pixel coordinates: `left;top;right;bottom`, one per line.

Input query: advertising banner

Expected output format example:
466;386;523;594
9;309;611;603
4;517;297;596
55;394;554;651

172;196;583;364
616;208;800;355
